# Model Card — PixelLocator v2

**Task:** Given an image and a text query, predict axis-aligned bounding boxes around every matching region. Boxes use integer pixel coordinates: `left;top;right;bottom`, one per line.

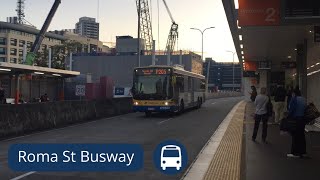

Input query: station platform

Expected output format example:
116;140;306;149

183;101;320;180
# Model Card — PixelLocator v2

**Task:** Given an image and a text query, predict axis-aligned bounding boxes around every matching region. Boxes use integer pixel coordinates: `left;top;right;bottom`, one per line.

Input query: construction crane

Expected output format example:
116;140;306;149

16;0;26;24
162;0;178;55
26;0;61;65
136;0;153;53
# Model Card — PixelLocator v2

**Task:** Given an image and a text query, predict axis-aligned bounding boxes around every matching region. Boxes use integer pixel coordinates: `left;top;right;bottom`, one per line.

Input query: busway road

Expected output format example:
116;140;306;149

0;96;243;180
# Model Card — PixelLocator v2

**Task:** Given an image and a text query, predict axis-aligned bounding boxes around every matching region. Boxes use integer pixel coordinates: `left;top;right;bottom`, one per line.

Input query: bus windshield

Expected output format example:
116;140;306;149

163;149;180;157
133;74;172;100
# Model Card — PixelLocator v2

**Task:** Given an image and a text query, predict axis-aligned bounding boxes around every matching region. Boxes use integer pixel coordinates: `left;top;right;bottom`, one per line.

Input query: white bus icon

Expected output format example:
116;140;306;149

160;145;182;170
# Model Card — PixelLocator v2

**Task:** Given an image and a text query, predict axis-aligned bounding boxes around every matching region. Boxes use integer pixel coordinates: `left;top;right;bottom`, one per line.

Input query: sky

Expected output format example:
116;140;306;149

1;0;238;62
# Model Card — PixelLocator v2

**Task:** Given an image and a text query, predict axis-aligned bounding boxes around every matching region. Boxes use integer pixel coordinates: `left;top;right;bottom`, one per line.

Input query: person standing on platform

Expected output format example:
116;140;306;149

274;85;287;124
252;87;269;143
287;89;307;158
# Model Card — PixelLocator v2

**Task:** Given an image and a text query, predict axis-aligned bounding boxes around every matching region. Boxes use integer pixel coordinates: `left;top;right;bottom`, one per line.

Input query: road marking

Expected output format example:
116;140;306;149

1;113;132;142
158;118;173;125
211;102;217;105
10;171;36;180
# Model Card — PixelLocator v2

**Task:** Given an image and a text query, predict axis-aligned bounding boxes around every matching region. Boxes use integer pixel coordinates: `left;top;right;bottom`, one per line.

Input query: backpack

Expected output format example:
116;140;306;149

304;103;320;124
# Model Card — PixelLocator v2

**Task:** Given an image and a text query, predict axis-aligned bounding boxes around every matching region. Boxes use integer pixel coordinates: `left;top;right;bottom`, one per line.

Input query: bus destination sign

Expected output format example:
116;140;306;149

136;68;170;75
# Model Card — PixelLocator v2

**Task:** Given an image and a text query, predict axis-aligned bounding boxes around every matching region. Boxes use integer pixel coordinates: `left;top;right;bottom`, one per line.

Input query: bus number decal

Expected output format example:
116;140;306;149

156;69;167;75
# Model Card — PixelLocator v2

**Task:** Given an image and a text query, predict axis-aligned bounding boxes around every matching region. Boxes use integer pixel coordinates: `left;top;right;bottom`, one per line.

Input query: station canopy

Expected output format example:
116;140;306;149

0;62;80;78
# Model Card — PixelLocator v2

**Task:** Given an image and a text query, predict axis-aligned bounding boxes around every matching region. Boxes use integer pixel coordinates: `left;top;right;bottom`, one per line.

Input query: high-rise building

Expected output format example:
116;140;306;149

203;58;242;91
75;17;99;40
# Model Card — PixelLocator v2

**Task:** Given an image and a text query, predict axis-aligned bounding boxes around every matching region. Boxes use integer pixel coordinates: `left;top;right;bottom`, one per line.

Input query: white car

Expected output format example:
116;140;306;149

160;145;182;170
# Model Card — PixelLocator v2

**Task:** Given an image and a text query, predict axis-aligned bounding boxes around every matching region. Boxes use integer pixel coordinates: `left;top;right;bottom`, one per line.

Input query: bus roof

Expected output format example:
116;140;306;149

134;65;205;80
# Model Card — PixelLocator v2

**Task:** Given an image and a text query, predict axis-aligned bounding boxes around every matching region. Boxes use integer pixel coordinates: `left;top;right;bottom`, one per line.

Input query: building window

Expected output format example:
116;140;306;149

10;38;17;46
0;47;6;55
19;49;23;57
10;48;17;56
19;40;26;47
27;41;33;48
10;57;17;63
0;37;6;45
42;44;47;51
0;29;8;33
0;57;6;62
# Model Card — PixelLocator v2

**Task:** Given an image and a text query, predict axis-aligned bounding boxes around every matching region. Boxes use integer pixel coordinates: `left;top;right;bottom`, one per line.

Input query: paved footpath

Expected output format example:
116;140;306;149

183;101;320;180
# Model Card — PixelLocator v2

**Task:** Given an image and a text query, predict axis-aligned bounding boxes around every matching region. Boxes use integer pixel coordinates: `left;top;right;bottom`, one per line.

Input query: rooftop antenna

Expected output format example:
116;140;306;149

16;0;25;24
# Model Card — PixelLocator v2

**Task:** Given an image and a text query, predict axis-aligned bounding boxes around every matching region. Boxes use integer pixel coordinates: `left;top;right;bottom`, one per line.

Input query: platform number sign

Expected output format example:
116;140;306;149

75;85;85;96
238;0;280;26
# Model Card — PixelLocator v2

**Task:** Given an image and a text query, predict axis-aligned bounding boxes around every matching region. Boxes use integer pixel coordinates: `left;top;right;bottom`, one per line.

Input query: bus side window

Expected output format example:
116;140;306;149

200;79;206;91
188;77;192;92
176;76;184;93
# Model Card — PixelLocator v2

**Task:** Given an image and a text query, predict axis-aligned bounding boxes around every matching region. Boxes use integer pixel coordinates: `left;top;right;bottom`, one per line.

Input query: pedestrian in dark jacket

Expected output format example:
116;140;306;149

250;86;257;102
287;89;307;158
286;86;293;110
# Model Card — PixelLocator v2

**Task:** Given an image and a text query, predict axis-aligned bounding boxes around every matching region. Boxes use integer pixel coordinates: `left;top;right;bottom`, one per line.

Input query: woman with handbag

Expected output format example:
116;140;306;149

287;89;307;158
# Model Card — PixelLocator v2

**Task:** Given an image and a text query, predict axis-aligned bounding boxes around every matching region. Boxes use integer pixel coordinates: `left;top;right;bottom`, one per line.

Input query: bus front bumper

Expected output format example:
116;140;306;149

133;106;178;112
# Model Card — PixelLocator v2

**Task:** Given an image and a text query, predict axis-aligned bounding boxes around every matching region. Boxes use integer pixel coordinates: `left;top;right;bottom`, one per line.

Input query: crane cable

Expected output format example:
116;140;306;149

157;0;160;51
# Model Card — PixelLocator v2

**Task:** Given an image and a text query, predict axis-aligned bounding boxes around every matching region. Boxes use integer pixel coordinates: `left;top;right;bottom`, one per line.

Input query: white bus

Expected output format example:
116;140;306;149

132;65;206;116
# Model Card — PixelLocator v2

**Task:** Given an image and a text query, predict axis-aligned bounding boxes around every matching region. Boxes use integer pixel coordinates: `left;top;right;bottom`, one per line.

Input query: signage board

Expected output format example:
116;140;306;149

281;62;296;69
238;0;280;26
258;61;271;70
243;71;257;77
136;68;171;76
315;26;320;43
243;61;257;71
75;85;85;96
113;87;132;98
114;87;125;96
284;0;320;18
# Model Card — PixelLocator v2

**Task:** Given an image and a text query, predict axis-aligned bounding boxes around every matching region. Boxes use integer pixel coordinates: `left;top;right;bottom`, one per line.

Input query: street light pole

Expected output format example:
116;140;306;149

190;27;215;94
226;51;236;91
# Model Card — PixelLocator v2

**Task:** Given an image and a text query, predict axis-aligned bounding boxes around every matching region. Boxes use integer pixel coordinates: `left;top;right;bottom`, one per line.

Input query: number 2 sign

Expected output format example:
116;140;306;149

238;0;280;26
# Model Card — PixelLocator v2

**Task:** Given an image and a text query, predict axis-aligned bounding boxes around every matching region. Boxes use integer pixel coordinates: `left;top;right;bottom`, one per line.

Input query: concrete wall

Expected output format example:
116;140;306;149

72;54;199;88
207;92;243;99
0;98;132;138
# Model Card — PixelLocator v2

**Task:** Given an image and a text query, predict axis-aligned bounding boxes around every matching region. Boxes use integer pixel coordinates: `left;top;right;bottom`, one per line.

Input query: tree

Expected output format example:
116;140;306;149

34;40;82;69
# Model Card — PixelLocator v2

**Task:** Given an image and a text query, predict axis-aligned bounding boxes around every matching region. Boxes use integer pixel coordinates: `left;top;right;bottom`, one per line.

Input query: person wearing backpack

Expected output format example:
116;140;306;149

252;87;269;143
287;89;307;158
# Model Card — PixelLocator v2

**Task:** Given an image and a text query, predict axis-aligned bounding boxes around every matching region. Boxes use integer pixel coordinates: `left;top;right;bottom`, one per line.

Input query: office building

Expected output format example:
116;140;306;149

116;36;145;55
51;30;110;53
0;21;65;63
75;17;99;40
203;58;241;91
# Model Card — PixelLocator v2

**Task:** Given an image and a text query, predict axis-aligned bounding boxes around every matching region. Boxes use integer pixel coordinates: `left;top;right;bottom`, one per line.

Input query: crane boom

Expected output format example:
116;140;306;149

26;0;61;65
162;0;178;55
162;0;175;23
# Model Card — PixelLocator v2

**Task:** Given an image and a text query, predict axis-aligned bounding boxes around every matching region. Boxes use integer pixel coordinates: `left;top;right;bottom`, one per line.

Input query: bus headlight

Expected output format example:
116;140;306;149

165;102;169;106
134;102;139;106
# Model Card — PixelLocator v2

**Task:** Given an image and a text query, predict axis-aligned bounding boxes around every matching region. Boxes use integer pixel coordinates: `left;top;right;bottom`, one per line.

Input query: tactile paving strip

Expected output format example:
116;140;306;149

203;101;246;180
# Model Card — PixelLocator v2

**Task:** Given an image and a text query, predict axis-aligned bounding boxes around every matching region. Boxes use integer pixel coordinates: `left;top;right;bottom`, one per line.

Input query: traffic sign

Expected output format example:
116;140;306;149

75;85;85;96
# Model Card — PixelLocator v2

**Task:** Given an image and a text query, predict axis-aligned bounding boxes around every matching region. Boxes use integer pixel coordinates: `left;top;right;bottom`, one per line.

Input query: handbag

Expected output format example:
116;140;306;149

304;103;320;124
280;117;297;132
